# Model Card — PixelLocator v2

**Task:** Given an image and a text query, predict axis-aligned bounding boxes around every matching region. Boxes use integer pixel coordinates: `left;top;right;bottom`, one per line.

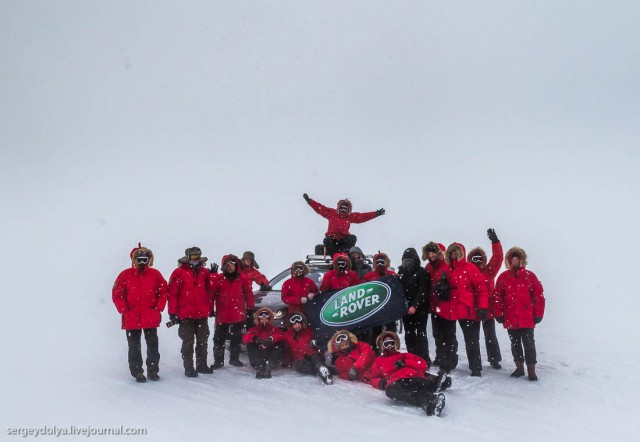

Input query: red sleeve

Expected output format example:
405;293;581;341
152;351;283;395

243;276;255;310
348;210;378;224
485;241;504;280
354;343;376;373
242;327;259;345
167;268;182;315
112;271;128;314
469;264;489;310
281;279;302;306
283;331;305;360
319;271;333;292
154;270;168;312
530;272;545;319
368;358;387;390
403;353;428;372
308;279;319;295
307;199;334;219
492;273;506;318
268;326;285;343
349;271;361;286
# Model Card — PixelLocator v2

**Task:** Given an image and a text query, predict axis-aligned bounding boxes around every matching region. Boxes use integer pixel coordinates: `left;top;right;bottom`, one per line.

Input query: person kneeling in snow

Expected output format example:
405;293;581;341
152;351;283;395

282;312;333;385
367;332;449;417
327;330;375;383
242;307;285;379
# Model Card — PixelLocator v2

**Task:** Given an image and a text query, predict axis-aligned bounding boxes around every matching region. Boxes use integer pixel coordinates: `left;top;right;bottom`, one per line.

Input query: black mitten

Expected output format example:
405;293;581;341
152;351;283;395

394;359;406;369
487;228;499;244
376;208;385;216
348;366;358;380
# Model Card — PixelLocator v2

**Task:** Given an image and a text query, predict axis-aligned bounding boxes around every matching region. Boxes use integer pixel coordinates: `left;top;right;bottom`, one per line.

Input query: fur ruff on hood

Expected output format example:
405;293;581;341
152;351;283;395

422;242;445;261
327;330;358;353
221;254;241;274
375;331;401;352
130;245;154;269
290;261;310;277
332;253;352;271
253;307;275;325
445;243;467;264
467;247;487;268
372;252;391;270
336;199;352;214
505;246;528;269
178;246;208;265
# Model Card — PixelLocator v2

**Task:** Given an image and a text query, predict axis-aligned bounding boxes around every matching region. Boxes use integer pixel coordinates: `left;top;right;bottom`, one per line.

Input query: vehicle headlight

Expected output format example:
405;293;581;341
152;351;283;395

272;310;284;320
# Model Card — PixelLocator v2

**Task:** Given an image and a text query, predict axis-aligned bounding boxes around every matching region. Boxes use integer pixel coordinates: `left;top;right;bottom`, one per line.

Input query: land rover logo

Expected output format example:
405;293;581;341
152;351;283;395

320;281;392;326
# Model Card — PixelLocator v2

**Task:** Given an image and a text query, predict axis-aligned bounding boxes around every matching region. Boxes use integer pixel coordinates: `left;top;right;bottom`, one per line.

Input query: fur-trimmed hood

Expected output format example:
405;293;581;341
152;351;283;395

286;311;309;329
178;246;208;265
130;245;154;269
467;247;487;268
253;307;275;325
290;260;310;277
336;199;352;215
327;329;358;353
422;242;445;261
505;246;528;269
372;252;391;270
375;331;401;353
445;243;467;264
221;254;241;275
332;253;352;271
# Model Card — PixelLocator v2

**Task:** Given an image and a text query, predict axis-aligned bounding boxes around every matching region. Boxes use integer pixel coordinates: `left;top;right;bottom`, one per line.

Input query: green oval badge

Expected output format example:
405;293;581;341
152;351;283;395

320;281;391;326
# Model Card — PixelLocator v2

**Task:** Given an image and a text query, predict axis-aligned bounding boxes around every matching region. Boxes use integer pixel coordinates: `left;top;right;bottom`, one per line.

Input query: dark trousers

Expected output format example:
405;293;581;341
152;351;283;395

213;322;244;363
126;328;159;377
294;353;325;375
432;316;458;373
458;319;482;372
482;319;502;363
431;313;445;363
508;328;537;364
178;318;209;369
402;311;430;363
246;343;285;370
386;377;438;407
323;235;357;257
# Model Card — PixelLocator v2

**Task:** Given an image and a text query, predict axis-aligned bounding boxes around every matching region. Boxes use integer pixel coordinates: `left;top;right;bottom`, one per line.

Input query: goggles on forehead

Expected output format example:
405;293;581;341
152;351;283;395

382;339;396;349
136;256;149;264
334;333;349;344
470;255;483;263
257;311;271;319
289;314;304;324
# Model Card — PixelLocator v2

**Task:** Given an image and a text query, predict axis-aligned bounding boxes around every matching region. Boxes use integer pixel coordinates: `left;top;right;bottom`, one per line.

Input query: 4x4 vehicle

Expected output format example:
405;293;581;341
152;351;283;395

252;254;374;329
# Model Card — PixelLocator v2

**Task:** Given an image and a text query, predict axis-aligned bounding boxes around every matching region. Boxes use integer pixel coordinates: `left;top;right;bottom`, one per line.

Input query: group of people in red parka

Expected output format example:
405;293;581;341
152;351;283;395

112;195;546;417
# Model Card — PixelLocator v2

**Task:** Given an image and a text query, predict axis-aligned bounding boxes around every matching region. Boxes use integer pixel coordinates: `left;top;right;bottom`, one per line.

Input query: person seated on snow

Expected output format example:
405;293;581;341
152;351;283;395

240;251;271;291
242;307;285;379
327;330;375;383
282;312;333;385
348;246;372;280
367;332;449;417
281;261;319;315
319;253;361;293
303;193;385;257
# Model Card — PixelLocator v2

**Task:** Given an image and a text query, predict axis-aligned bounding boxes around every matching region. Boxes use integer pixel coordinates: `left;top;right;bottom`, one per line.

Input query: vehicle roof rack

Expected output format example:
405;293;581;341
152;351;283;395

305;254;374;264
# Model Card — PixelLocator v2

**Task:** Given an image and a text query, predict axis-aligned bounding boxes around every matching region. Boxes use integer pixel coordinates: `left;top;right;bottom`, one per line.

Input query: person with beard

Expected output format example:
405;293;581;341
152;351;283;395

303;193;385;257
210;254;255;369
467;228;504;369
422;242;447;367
168;247;214;378
240;251;271;291
327;330;376;382
319;253;361;293
112;244;168;383
348;246;372;280
281;261;319;315
282;312;333;384
242;307;285;379
435;243;488;377
493;247;545;381
397;248;432;364
367;332;449;417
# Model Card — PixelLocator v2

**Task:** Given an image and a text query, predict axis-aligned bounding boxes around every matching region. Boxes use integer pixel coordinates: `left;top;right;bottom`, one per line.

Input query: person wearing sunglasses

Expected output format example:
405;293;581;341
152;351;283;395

367;332;448;417
239;251;272;291
242;307;285;379
319;253;361;293
421;242;447;367
210;254;255;370
281;261;319;315
302;193;385;257
282;312;333;385
327;330;375;383
112;244;167;383
466;228;504;370
168;247;215;377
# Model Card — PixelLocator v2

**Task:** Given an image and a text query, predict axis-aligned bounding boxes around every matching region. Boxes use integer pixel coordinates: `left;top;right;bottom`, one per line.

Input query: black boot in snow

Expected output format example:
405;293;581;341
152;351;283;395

197;365;214;374
135;373;147;383
422;393;446;417
184;367;198;378
229;359;244;367
490;361;502;369
318;365;333;385
436;372;452;392
147;373;160;381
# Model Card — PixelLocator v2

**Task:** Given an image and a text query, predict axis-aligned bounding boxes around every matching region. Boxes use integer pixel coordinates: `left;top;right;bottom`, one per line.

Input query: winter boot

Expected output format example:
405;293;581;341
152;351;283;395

263;360;272;379
197;365;214;374
490;361;502;369
184;367;198;378
229;346;244;367
436;372;452;392
527;364;538;381
135;373;147;383
510;361;525;378
147;373;160;381
211;346;225;369
229;359;244;367
318;365;333;385
422;393;446;417
470;370;482;377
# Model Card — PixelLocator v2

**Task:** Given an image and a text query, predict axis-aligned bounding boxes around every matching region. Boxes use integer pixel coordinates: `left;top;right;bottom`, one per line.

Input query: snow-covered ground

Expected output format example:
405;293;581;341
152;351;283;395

2;1;639;441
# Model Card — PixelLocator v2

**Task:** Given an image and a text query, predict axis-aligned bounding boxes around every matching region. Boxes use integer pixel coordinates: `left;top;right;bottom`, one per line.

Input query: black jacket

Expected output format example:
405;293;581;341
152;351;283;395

397;248;430;312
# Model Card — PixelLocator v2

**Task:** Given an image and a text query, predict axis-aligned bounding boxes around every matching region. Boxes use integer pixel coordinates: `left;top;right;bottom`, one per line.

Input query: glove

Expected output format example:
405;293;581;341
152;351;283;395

394;359;406;369
209;263;219;273
308;293;315;300
348;366;359;381
259;283;272;291
496;317;504;324
534;317;542;324
303;193;310;202
434;272;450;301
169;314;180;324
478;308;488;321
376;208;385;216
487;228;499;244
246;309;254;321
378;379;387;390
300;297;308;304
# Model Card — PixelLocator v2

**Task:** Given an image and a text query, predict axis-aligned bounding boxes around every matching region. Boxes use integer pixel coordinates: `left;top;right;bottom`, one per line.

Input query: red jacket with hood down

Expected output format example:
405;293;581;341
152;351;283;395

112;247;168;330
307;198;378;239
211;254;255;324
493;247;545;329
319;253;361;292
281;261;319;314
467;241;504;319
168;261;212;320
434;243;489;321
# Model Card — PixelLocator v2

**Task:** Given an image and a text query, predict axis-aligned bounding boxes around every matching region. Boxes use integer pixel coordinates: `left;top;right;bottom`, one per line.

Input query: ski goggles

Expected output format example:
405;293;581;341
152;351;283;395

375;258;386;266
136;256;149;264
337;261;347;268
470;255;483;263
289;314;304;324
294;264;305;271
382;339;396;349
226;260;236;266
334;333;349;344
257;311;271;319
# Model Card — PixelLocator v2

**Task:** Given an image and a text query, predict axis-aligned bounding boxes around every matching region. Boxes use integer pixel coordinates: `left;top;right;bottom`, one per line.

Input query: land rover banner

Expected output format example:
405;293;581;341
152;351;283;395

304;275;408;342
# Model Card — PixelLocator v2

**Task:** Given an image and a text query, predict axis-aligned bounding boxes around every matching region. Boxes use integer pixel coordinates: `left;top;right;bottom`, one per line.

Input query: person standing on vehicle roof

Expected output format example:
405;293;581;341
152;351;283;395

240;251;272;291
467;228;504;369
319;253;361;293
281;261;319;315
112;244;167;383
303;193;385;257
